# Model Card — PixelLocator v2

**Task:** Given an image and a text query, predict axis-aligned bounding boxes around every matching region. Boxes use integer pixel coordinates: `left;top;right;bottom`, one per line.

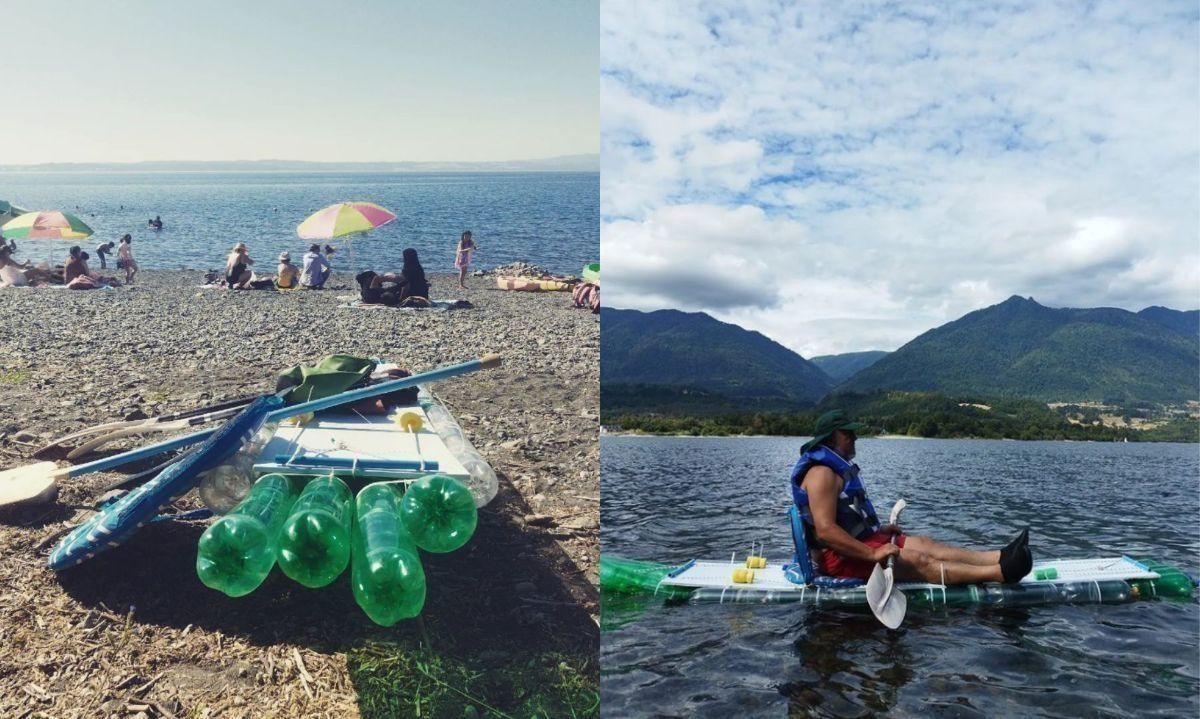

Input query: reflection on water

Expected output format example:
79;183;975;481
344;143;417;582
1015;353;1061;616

601;436;1200;718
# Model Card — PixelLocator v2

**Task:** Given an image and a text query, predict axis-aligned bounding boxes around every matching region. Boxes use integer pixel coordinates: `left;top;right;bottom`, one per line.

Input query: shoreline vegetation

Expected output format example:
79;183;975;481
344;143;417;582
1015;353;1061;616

602;391;1199;443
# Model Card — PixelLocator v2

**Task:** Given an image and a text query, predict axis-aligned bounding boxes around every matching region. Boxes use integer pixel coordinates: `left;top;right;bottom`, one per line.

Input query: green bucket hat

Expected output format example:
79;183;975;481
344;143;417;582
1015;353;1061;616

276;355;377;406
801;409;865;453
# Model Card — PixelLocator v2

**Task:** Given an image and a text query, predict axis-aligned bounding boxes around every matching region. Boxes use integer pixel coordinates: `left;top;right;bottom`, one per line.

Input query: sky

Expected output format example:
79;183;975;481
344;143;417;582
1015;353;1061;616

600;0;1200;358
2;0;597;164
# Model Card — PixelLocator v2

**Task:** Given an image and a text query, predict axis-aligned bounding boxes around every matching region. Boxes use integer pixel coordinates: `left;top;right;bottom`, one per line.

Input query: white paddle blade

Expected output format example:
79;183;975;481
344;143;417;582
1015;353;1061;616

890;498;907;524
877;586;907;629
0;462;65;507
865;562;893;614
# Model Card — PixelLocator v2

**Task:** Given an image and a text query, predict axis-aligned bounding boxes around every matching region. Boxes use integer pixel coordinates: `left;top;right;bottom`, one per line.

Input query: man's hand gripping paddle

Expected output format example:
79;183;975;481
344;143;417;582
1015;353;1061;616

866;499;908;629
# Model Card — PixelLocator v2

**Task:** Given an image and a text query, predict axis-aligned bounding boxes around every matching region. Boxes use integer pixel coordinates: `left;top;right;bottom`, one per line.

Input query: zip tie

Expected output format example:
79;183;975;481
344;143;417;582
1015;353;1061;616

285;442;304;466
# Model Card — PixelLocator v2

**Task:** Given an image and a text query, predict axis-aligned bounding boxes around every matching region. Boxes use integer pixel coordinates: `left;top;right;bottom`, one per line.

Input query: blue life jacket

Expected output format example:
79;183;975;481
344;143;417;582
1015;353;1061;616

789;445;880;548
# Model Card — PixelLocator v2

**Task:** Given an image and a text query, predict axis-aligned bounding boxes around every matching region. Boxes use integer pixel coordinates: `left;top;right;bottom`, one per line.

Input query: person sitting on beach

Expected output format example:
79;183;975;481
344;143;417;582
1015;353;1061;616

275;251;299;289
0;243;29;288
65;252;113;290
355;248;431;306
792;410;1033;586
95;240;116;269
454;230;478;289
64;246;87;284
300;243;332;289
398;247;430;301
116;235;138;284
225;242;254;289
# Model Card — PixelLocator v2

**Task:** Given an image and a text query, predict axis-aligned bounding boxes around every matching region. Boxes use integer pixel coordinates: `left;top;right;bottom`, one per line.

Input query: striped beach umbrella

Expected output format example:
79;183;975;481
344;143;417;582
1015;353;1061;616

297;202;397;240
2;210;94;240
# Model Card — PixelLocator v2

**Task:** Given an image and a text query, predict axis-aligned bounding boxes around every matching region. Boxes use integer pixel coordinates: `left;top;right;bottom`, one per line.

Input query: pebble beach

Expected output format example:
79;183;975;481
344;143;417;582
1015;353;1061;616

0;269;599;716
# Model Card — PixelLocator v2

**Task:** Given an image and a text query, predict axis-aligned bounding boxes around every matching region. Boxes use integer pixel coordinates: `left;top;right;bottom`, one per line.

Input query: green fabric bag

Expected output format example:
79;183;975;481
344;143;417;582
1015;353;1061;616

276;355;377;406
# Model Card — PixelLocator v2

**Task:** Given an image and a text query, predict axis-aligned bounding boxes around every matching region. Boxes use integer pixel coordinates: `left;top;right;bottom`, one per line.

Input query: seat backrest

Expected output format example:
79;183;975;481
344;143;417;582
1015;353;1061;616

788;505;815;583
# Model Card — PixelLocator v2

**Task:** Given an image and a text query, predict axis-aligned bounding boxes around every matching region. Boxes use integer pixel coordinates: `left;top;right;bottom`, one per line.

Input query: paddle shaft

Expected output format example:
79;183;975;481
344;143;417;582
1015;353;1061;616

63;354;501;479
39;394;257;453
67;402;249;459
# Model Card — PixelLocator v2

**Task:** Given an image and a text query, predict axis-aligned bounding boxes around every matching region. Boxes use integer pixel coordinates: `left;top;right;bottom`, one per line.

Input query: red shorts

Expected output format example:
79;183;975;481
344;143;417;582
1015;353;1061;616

817;530;907;579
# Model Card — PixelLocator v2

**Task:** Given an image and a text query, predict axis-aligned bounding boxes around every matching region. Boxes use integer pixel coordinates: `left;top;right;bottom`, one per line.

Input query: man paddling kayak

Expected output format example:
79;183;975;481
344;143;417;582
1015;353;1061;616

791;410;1033;585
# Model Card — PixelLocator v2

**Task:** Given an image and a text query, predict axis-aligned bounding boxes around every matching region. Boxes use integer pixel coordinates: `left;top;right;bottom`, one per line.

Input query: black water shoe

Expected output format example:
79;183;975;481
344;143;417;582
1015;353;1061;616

999;527;1030;561
1000;543;1033;583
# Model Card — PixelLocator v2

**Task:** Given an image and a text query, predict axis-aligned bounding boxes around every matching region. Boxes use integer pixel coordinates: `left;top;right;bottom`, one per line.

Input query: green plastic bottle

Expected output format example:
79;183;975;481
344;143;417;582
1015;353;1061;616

196;473;298;597
277;476;354;588
352;484;427;626
399;474;478;553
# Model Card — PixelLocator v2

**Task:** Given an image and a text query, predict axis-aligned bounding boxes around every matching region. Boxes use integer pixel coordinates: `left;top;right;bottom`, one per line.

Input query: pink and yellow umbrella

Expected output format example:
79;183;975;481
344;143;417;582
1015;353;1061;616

297;202;396;240
2;210;94;240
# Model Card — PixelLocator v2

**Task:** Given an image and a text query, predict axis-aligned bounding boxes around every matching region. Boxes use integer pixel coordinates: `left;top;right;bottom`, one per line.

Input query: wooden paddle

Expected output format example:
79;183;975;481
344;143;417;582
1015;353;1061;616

0;354;502;508
66;402;251;460
34;394;257;458
865;499;908;629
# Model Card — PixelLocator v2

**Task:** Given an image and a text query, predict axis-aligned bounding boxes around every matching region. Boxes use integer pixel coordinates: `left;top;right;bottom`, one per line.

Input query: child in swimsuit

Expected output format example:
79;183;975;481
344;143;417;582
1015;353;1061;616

454;230;477;289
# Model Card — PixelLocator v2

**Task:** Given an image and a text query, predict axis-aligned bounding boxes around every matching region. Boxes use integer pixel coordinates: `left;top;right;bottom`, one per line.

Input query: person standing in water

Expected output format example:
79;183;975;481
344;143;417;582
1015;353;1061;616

117;235;138;284
95;240;116;269
454;230;478;289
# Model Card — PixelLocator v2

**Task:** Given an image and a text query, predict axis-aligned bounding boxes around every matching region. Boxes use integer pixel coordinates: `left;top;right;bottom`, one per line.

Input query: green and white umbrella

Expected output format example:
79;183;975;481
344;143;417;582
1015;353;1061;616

2;210;94;240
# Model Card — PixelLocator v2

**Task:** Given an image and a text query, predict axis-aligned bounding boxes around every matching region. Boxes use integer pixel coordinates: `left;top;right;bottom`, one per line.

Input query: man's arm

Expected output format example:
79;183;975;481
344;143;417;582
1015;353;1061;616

803;466;897;563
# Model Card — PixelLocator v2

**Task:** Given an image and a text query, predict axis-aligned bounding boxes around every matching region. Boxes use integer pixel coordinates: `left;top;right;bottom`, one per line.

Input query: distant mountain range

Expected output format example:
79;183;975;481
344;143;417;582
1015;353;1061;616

602;298;1200;412
838;297;1199;404
0;154;600;173
600;308;835;410
810;351;889;383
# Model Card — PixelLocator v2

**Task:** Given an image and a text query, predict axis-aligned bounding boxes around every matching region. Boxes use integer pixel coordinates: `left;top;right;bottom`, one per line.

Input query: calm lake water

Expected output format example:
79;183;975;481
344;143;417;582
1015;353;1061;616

0;171;598;273
601;436;1200;718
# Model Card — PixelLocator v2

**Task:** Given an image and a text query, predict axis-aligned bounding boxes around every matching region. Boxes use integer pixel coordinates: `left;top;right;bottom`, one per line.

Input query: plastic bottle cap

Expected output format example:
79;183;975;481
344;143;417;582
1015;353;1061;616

396;412;423;432
732;568;755;584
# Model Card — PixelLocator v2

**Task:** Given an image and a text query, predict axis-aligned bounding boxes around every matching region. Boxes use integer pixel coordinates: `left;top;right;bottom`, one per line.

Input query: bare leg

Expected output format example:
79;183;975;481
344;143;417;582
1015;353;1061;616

894;548;1003;584
459;266;468;288
903;535;999;566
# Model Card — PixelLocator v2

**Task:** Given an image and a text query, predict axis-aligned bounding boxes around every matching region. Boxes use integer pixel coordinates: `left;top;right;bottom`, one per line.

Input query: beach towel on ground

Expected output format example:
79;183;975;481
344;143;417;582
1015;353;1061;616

341;298;473;311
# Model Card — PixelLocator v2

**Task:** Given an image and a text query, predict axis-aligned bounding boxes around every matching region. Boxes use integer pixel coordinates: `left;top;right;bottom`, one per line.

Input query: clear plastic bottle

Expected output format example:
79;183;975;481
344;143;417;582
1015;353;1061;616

416;387;497;507
458;451;499;508
196;473;298;597
418;389;467;454
277;476;354;588
352;483;426;626
198;422;278;514
399;474;478;553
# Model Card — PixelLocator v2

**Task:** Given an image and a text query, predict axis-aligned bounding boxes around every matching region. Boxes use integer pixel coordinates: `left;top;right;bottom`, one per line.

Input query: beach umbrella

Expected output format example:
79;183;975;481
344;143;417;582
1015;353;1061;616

297;201;396;240
2;210;94;269
2;210;94;240
297;201;397;273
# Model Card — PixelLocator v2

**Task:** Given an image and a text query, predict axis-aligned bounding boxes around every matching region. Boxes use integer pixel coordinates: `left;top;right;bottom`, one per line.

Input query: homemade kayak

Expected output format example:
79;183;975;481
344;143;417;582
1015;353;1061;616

582;262;600;285
46;359;500;570
601;508;1196;608
244;384;497;509
495;276;572;292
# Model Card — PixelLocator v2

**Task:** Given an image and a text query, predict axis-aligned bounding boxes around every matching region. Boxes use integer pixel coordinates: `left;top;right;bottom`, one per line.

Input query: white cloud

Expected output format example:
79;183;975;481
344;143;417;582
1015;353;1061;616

601;0;1200;356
